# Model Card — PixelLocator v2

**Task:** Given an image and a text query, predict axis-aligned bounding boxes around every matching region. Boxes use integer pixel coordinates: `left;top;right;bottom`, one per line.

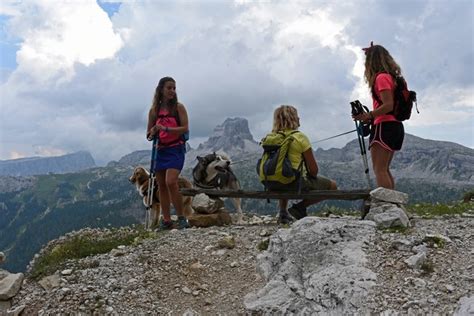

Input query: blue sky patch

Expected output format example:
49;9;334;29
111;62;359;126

97;1;122;18
0;15;19;73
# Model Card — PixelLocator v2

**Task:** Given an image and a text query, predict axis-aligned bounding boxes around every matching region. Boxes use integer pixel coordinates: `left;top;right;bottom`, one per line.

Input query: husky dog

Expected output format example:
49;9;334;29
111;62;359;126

129;166;193;228
192;152;244;223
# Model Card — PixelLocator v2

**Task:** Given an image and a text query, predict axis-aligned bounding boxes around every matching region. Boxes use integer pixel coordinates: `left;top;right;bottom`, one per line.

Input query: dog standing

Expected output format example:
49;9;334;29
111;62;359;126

129;166;193;228
192;153;244;223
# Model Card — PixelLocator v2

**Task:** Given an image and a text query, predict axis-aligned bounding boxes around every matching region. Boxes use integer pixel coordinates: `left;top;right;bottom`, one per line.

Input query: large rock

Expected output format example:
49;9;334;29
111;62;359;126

454;296;474;315
38;274;61;292
244;217;377;314
365;205;410;228
191;193;224;214
188;210;232;227
0;273;24;300
370;187;409;205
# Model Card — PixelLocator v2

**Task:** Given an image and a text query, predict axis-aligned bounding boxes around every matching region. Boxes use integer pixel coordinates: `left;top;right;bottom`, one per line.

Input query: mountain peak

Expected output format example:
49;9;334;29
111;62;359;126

196;117;259;154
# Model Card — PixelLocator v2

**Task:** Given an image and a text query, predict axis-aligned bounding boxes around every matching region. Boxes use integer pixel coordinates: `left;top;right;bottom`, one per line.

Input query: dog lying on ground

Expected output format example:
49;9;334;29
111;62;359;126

192;152;244;223
129;166;193;228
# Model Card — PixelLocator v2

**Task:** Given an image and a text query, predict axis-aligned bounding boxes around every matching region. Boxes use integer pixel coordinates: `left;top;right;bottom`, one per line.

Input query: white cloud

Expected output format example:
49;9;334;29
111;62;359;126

6;0;123;82
407;85;474;127
0;0;473;164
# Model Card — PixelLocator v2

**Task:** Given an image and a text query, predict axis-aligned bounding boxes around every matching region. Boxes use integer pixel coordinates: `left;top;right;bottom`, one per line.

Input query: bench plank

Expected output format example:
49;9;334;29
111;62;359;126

180;188;370;200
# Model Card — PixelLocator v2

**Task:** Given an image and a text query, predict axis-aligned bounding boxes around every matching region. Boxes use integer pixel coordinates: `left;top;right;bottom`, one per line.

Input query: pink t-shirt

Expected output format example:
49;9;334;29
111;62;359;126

372;73;398;125
156;109;183;147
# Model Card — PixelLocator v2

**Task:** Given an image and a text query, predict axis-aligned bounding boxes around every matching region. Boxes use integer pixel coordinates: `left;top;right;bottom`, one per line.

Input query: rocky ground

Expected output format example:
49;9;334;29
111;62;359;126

8;212;474;315
365;215;474;314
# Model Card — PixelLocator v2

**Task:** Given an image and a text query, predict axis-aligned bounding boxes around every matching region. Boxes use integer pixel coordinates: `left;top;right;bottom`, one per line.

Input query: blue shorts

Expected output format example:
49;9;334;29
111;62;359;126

154;144;185;171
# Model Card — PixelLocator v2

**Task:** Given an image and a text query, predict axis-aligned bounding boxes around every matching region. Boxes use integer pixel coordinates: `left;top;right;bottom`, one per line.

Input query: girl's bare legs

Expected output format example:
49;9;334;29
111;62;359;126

166;168;185;217
156;170;171;222
387;151;395;189
279;199;288;211
371;143;394;189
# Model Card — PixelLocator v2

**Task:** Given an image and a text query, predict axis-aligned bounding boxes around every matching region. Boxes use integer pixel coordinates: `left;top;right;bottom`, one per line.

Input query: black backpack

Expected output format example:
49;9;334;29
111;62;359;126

372;74;418;121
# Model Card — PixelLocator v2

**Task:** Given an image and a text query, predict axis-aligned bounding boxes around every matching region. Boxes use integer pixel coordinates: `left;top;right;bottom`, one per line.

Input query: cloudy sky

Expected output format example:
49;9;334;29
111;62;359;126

0;0;472;165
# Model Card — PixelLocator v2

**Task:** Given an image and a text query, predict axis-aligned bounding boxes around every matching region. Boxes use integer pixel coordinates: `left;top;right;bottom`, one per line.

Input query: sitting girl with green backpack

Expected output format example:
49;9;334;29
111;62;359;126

257;105;337;224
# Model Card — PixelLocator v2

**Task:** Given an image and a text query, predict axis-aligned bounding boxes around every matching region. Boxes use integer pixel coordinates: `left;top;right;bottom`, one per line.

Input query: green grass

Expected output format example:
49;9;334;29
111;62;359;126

311;205;360;217
380;226;410;234
420;260;435;275
29;227;157;280
407;201;473;218
257;239;269;251
423;235;446;248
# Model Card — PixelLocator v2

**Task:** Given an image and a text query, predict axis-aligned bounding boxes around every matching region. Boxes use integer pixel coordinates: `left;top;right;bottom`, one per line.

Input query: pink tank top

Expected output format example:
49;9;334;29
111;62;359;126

155;109;183;147
372;73;398;125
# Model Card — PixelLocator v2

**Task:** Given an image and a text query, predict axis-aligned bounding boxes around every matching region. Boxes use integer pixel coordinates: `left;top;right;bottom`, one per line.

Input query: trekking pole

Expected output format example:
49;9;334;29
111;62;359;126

356;121;371;189
145;137;158;230
350;100;372;189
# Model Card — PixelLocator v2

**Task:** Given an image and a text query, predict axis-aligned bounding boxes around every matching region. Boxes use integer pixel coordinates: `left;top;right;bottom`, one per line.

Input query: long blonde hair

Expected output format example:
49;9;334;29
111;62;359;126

364;45;402;89
272;105;300;132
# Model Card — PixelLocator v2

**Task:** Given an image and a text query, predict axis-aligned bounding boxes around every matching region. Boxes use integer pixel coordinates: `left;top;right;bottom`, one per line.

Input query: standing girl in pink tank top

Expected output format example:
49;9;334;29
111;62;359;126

146;77;190;229
353;43;405;189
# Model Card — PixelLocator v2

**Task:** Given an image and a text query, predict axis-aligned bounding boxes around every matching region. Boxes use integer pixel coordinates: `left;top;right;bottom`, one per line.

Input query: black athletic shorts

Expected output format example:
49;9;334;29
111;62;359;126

369;121;404;151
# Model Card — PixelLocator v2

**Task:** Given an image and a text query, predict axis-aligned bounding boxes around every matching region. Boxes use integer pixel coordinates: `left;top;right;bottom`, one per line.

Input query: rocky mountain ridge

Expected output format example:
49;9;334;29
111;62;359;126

0;151;96;176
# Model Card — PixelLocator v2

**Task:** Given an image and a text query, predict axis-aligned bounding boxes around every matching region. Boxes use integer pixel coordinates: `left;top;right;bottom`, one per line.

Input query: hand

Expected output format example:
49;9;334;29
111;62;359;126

147;125;160;140
352;112;372;123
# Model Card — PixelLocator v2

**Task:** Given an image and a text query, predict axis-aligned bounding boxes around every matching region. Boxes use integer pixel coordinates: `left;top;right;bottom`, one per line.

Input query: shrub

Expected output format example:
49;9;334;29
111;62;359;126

29;228;156;280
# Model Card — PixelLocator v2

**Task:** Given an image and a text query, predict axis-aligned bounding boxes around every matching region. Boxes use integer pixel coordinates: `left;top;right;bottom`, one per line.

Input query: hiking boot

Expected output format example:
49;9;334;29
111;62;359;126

288;203;307;220
177;216;190;229
159;218;174;230
277;211;294;225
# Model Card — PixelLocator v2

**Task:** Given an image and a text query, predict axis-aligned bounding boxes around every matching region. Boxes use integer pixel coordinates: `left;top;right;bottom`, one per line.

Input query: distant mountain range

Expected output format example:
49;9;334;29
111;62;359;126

0;117;473;273
0;151;95;176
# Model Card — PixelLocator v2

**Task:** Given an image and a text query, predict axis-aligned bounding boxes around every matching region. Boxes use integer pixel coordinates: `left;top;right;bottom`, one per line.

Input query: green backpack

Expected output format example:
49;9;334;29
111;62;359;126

256;130;303;191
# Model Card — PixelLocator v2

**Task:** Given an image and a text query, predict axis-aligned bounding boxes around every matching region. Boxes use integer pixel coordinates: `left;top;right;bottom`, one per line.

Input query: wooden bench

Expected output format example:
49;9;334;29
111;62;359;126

180;188;370;201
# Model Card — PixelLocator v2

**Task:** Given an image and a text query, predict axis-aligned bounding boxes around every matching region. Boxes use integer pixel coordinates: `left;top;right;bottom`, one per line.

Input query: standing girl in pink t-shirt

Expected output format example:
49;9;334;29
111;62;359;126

146;77;190;229
353;43;405;189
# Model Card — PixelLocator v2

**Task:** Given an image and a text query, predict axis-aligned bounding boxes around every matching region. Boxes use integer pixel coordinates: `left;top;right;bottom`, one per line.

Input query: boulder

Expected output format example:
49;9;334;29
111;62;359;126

188;210;232;227
404;252;427;269
217;236;235;249
370;187;409;205
38;274;61;292
365;204;410;228
244;217;376;314
454;296;474;315
0;273;24;300
191;193;224;214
